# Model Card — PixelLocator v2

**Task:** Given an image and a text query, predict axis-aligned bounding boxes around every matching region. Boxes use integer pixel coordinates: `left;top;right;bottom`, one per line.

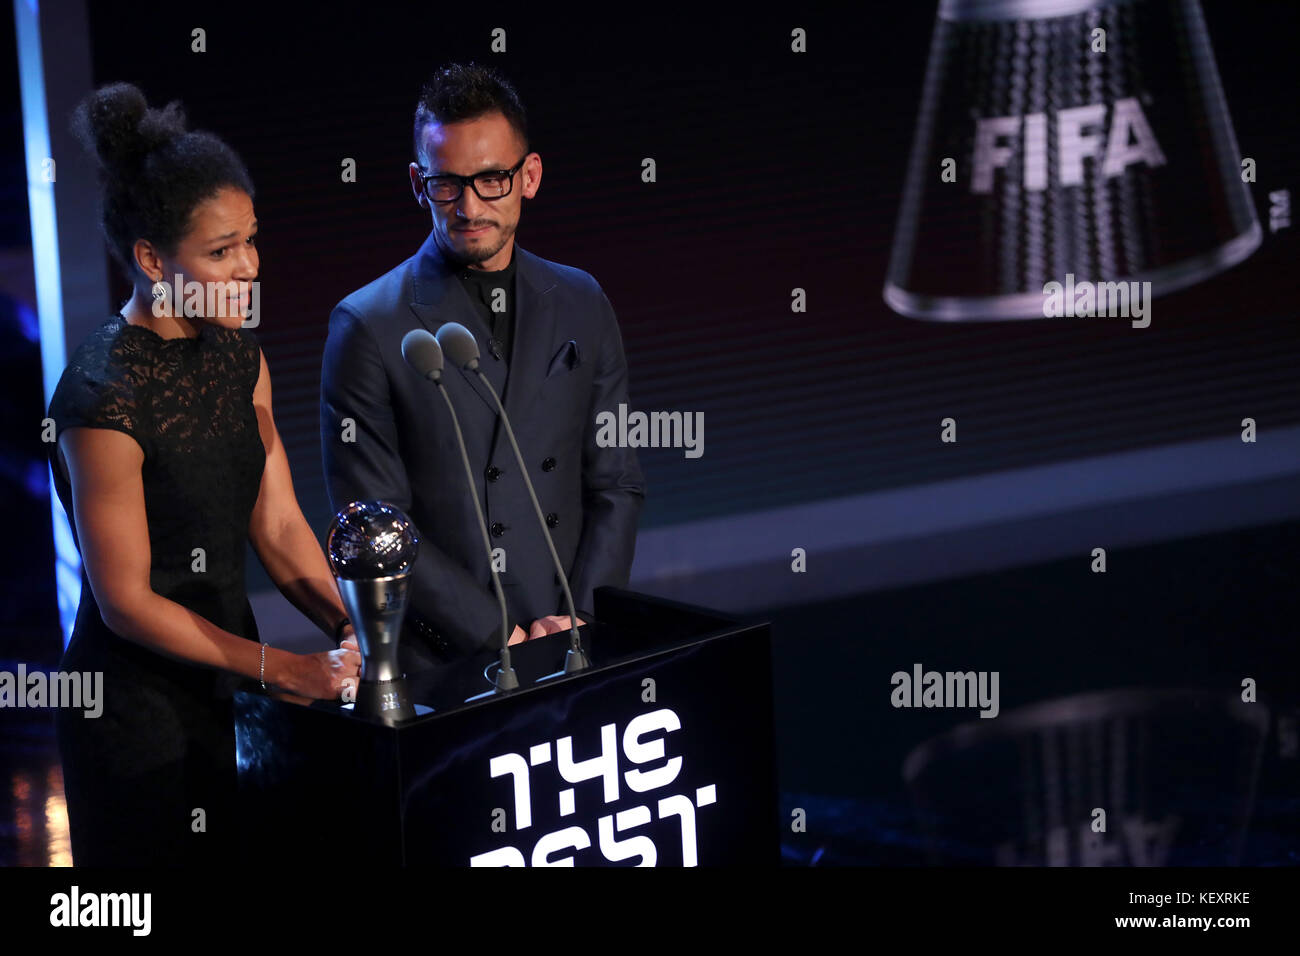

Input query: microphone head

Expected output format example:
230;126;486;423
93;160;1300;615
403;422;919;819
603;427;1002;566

435;322;480;370
401;328;443;381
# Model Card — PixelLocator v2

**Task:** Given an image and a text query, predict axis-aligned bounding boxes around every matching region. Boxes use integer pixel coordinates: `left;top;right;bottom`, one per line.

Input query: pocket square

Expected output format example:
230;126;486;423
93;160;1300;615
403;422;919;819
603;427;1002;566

546;339;582;377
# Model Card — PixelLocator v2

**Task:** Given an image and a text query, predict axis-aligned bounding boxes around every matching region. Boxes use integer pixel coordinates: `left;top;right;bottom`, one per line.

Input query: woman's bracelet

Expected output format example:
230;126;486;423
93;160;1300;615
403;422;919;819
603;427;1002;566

259;641;268;691
334;616;352;643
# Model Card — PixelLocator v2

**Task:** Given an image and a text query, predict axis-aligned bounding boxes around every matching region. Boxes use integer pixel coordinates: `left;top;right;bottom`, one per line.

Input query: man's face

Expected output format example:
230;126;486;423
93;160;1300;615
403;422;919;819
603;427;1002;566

410;111;541;271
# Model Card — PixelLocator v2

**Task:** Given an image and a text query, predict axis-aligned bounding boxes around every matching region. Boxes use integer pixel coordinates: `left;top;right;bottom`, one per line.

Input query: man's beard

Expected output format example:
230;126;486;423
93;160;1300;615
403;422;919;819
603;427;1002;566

441;222;513;266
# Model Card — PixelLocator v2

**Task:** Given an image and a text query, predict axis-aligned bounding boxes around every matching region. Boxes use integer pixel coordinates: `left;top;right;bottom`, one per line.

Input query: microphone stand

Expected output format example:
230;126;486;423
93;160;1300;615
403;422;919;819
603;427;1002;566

473;371;590;674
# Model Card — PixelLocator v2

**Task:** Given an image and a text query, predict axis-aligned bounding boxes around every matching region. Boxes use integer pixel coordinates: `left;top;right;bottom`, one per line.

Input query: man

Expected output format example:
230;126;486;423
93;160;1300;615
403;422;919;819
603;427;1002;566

321;63;644;671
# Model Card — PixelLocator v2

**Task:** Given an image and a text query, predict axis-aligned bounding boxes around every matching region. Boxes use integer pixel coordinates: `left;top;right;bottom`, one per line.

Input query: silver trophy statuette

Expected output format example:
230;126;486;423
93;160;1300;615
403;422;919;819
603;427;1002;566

326;500;419;724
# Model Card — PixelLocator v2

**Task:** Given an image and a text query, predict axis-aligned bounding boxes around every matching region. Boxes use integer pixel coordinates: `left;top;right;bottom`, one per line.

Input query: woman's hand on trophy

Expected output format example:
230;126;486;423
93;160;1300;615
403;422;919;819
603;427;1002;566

276;643;361;700
336;637;361;703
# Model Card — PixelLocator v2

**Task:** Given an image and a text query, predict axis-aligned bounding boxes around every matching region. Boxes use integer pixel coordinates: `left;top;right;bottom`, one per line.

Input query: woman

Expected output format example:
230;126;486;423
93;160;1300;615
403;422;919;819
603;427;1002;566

47;83;360;866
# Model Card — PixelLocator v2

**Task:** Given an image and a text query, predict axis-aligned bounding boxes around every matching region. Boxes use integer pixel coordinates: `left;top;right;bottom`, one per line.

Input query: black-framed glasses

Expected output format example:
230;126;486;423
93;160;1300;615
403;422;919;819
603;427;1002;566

416;154;529;203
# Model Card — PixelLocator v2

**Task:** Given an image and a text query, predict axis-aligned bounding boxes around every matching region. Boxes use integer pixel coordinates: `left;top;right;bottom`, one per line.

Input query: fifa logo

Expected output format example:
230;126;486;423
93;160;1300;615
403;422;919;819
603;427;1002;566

971;97;1166;194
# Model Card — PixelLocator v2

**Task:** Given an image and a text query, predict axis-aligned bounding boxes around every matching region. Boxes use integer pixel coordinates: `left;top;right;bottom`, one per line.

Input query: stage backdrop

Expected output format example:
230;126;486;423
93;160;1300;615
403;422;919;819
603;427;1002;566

30;1;1296;636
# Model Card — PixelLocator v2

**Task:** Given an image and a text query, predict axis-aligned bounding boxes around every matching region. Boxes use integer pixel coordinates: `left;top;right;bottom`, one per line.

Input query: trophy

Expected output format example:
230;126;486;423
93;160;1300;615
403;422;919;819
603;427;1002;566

326;500;419;724
883;0;1260;320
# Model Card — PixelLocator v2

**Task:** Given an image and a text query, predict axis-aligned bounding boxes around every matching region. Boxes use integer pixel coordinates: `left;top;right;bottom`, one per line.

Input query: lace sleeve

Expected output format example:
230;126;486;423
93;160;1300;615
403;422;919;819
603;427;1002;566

47;332;154;460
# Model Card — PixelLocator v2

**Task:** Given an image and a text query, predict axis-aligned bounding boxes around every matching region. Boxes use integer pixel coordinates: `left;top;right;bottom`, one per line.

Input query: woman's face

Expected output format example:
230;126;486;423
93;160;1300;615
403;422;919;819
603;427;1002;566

153;186;259;330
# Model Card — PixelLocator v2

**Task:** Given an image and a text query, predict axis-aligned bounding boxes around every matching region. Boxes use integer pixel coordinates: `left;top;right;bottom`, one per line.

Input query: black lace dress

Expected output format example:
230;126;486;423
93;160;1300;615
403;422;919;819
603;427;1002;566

47;313;266;866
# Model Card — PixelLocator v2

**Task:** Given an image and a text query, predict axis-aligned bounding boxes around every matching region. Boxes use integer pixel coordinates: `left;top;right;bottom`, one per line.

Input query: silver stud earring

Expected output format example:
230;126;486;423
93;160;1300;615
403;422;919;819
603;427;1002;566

151;279;166;301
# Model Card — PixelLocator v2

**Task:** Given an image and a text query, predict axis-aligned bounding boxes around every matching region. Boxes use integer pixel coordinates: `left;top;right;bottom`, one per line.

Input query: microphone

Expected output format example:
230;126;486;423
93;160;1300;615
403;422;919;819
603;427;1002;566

400;328;518;693
401;327;444;381
436;322;590;674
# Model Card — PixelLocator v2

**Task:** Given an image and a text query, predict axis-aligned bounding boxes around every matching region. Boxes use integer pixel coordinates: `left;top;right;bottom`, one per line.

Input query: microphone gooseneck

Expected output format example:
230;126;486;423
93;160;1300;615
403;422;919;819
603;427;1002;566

401;329;518;692
434;321;589;674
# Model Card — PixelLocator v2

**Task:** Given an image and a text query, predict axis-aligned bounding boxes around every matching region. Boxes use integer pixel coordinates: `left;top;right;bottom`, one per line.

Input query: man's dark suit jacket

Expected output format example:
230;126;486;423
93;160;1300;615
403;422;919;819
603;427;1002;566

320;233;645;666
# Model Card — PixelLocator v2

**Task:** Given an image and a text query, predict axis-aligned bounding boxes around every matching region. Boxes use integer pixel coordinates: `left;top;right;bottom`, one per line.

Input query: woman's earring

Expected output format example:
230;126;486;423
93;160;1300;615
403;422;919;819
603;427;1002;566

151;279;167;301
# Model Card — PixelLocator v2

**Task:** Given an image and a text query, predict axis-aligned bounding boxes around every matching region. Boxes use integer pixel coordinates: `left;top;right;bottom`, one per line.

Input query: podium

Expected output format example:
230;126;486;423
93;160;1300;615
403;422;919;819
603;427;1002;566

234;588;777;866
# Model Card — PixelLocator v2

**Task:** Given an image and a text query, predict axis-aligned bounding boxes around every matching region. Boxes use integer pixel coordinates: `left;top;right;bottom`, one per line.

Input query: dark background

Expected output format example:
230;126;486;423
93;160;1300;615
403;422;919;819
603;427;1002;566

75;2;1300;538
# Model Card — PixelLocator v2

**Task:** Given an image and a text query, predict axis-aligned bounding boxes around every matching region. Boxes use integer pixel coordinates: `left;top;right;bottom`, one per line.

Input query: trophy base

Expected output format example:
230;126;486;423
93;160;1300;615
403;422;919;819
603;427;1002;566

355;677;416;725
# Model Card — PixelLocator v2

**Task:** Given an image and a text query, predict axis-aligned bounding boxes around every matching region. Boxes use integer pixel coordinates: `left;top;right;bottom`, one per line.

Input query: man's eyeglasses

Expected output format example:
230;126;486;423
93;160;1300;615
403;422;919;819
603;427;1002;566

416;155;529;203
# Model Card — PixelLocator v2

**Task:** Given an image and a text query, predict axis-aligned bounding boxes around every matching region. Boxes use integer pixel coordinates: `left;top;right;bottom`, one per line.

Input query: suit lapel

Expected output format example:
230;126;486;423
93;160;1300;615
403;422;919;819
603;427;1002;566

407;233;504;417
406;236;558;447
500;247;558;431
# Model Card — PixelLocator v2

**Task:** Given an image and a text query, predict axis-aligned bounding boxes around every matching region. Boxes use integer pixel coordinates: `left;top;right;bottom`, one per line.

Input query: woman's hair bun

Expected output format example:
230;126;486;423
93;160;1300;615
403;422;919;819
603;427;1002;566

69;82;253;272
71;82;187;178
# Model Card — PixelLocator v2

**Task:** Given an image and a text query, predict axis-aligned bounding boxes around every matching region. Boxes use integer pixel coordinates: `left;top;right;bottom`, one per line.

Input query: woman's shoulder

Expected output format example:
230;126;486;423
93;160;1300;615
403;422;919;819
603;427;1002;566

206;322;263;388
48;315;154;441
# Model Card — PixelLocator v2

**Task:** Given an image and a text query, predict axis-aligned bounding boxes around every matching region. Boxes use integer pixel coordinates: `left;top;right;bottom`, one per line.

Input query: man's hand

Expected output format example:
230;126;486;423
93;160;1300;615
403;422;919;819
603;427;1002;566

507;625;527;647
527;615;587;640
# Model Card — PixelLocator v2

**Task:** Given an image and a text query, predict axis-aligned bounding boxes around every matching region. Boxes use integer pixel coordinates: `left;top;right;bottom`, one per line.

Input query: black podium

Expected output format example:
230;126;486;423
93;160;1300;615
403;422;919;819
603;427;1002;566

234;588;777;866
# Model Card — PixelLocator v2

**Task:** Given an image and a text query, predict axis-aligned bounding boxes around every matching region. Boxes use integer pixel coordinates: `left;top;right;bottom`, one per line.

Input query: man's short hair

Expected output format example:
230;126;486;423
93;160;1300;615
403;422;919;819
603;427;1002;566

413;63;529;166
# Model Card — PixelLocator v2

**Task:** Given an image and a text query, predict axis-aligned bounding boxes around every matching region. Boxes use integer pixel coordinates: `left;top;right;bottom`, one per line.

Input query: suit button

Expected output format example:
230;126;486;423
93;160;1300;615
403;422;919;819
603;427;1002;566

545;512;559;528
541;457;556;472
491;521;506;537
485;465;503;482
